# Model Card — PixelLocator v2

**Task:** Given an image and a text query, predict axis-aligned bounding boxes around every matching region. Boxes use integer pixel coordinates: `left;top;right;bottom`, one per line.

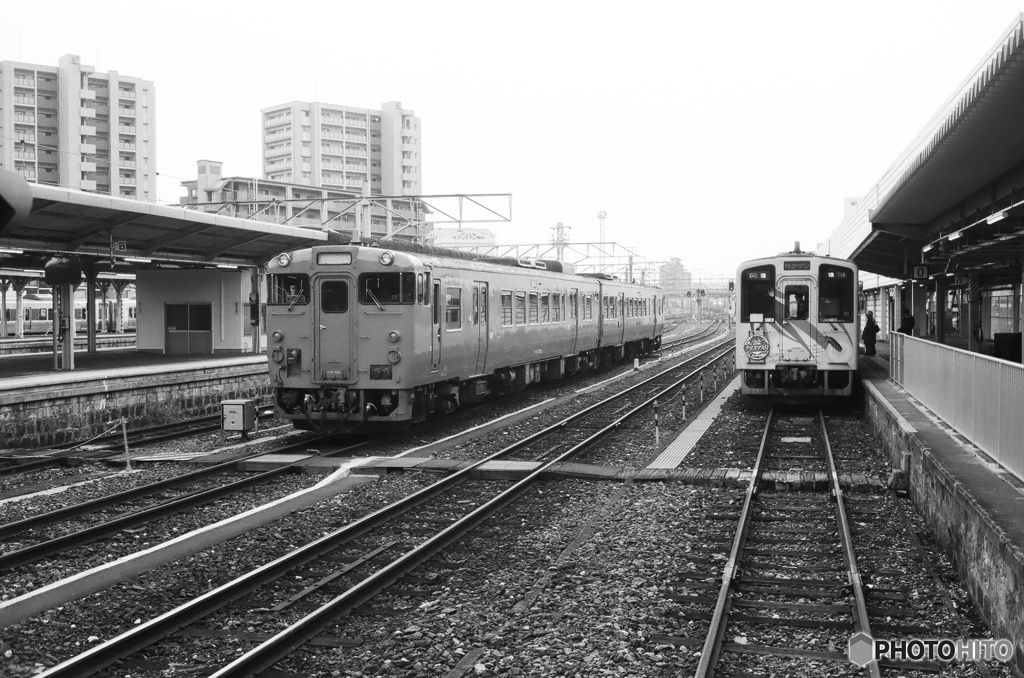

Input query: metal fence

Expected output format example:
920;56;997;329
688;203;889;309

890;333;1024;482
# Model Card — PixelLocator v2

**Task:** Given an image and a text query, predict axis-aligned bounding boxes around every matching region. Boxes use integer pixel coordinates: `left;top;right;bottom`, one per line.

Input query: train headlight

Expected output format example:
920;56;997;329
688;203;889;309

379;251;395;266
388;330;400;342
271;331;284;342
276;252;292;267
387;350;401;365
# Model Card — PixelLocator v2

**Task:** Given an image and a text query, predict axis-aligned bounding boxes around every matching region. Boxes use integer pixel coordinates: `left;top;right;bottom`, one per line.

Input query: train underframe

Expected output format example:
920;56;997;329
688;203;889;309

740;362;855;398
276;337;661;432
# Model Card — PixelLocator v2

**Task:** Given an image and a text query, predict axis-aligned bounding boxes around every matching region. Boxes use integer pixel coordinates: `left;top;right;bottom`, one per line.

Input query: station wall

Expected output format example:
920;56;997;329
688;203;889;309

135;270;257;354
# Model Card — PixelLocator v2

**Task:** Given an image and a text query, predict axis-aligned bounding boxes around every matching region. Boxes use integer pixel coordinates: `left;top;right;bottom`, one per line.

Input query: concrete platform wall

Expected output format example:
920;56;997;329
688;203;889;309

863;381;1024;676
0;362;271;449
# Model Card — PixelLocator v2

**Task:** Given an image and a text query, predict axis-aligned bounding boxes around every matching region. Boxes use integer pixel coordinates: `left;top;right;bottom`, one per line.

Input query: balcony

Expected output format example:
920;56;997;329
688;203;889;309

265;145;291;158
80;89;96;100
14;115;36;124
15;135;36;143
119;176;137;185
14;153;36;161
344;117;367;127
344;134;367;143
119;159;137;168
81;161;97;172
118;90;136;99
118;142;137;151
263;116;291;128
80;179;96;190
14;96;36;106
81;125;97;136
119;125;137;134
118;107;135;117
80;107;97;118
81;143;97;155
14;77;35;87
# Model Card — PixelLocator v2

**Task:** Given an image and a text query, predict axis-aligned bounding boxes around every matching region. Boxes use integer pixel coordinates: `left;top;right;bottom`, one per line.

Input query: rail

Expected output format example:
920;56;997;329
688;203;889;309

890;332;1024;482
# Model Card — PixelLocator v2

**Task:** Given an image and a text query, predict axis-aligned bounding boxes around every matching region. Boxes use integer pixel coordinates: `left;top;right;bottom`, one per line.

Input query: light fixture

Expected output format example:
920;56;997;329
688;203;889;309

276;252;292;267
379;251;395;266
947;230;963;241
922;244;934;253
986;211;1007;225
0;247;24;255
124;257;151;263
216;264;237;269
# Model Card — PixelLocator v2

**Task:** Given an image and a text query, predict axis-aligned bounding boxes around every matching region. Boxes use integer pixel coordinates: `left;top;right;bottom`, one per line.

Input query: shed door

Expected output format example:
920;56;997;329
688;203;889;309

314;277;354;382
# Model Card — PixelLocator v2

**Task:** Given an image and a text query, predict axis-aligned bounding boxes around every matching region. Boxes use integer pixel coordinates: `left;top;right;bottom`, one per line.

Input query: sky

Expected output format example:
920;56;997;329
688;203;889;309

8;1;1024;280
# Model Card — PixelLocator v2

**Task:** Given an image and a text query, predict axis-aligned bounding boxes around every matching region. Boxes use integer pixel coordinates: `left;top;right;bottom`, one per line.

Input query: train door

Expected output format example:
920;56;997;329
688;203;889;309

472;281;489;374
617;292;626;345
779;276;814;361
431;280;441;371
313;276;354;382
569;288;579;353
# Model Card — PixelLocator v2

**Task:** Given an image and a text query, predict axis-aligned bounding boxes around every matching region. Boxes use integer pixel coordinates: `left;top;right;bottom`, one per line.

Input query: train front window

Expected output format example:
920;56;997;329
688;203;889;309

359;272;415;306
818;264;855;322
740;265;775;322
269;274;310;306
785;286;809;320
320;281;349;313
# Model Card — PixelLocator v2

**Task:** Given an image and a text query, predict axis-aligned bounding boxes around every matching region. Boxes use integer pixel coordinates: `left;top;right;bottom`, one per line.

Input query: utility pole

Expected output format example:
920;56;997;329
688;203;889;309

550;222;570;262
597;210;607;273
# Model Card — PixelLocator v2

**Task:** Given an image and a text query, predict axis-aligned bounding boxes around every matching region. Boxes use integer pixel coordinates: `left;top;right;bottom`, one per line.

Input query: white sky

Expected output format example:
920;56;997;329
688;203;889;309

9;1;1024;279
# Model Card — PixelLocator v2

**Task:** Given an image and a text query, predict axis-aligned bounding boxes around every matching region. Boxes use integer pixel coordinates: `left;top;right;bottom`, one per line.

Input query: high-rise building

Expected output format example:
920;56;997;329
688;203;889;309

260;100;421;196
0;54;156;200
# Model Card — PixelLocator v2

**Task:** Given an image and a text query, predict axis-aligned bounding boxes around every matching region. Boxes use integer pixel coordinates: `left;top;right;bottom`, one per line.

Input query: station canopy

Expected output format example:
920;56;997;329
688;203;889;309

855;18;1024;282
0;173;334;275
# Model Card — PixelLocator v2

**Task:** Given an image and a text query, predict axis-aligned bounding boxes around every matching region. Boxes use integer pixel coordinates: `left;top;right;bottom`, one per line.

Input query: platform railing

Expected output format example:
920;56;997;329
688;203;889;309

890;333;1024;482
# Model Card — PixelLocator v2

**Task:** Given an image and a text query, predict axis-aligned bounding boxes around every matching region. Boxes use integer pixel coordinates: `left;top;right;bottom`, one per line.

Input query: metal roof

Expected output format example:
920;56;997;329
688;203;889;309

0;174;331;274
854;17;1024;280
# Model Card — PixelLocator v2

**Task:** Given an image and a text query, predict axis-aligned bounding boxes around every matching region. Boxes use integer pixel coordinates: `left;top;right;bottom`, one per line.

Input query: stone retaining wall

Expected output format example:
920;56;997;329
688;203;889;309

0;363;271;449
863;380;1024;677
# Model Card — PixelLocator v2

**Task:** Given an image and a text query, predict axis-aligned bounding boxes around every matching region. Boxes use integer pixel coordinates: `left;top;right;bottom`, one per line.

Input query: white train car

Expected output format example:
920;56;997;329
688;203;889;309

736;248;859;398
2;293;137;335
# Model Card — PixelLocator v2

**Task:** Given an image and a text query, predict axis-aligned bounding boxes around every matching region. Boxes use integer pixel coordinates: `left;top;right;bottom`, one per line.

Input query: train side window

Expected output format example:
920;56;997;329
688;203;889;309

423;273;431;305
445;287;462;330
515;291;526;325
500;290;513;327
529;292;539;324
416;274;424;304
540;292;550;323
320;280;348;313
785;286;809;320
553;293;562;323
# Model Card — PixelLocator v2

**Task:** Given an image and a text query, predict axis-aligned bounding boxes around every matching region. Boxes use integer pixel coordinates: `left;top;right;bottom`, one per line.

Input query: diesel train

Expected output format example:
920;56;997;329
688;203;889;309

735;248;859;398
266;242;665;431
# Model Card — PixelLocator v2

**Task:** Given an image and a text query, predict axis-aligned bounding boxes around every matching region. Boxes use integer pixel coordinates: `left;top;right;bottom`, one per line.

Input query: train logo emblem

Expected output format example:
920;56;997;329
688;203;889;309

743;334;770;362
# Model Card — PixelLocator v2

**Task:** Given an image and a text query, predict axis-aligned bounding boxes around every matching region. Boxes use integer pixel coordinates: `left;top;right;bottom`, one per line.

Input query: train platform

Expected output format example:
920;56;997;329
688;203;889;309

858;339;1024;664
0;348;270;450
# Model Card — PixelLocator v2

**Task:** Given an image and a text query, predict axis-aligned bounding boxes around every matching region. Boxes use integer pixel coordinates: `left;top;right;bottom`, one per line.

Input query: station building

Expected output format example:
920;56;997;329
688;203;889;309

823;17;1024;366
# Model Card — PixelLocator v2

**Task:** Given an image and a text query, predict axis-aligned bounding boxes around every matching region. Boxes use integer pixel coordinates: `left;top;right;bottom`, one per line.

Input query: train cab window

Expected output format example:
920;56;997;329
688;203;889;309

269;274;310;305
359;272;415;306
784;286;810;321
818;264;855;322
445;287;462;330
320;281;349;313
500;291;513;326
740;265;775;322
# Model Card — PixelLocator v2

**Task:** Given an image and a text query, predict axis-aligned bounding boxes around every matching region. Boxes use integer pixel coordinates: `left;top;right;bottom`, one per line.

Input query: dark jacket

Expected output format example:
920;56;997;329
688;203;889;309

862;318;880;342
898;314;915;334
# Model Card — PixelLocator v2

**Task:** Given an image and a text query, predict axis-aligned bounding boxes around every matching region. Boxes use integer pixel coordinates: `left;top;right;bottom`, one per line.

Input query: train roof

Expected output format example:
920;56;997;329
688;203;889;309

283;241;662;291
736;249;858;271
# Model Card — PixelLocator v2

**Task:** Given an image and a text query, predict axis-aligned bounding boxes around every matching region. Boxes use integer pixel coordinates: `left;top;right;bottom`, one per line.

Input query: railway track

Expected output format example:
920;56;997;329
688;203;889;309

663;407;879;677
31;339;739;677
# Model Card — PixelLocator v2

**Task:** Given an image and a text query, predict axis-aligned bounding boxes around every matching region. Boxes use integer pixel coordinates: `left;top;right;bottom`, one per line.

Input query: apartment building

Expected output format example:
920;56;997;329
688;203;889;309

0;54;156;200
261;100;421;196
180;160;428;241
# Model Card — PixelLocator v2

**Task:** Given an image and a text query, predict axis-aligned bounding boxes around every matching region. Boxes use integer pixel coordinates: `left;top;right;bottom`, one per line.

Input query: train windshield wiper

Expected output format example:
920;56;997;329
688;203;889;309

366;288;384;311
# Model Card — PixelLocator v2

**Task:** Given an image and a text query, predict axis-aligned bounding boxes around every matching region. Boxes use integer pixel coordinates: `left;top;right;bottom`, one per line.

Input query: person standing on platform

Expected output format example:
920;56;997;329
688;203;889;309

862;311;880;355
898;307;915;335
